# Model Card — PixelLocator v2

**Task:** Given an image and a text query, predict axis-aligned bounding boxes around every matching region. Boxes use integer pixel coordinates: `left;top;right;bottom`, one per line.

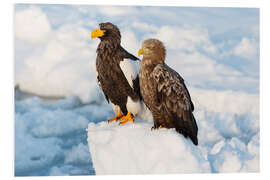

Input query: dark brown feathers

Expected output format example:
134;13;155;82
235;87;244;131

139;39;198;145
95;22;140;115
151;64;198;145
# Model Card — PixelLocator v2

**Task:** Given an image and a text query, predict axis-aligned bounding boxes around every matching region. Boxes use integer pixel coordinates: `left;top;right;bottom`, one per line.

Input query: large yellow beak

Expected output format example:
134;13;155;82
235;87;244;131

91;29;106;39
138;48;144;56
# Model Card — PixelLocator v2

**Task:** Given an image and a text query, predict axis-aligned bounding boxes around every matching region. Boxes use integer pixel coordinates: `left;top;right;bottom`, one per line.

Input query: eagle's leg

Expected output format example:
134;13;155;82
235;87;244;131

151;116;163;130
118;112;134;125
108;108;123;123
151;125;163;130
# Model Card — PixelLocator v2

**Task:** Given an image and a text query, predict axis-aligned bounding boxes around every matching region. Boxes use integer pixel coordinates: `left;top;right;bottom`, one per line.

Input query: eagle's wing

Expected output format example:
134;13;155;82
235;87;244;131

97;75;109;103
119;46;141;99
119;45;140;61
164;65;194;111
151;64;198;145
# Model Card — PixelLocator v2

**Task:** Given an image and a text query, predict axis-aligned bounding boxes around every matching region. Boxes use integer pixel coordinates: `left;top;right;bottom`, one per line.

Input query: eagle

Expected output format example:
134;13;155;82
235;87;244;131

91;22;151;124
138;39;198;145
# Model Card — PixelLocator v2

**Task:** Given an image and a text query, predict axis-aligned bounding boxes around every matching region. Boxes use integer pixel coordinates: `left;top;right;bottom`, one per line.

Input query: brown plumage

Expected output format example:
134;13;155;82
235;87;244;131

138;39;198;145
92;22;140;117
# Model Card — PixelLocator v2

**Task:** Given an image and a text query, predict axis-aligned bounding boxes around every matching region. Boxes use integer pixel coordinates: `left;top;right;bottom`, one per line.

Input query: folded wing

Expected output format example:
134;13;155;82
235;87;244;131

151;64;198;145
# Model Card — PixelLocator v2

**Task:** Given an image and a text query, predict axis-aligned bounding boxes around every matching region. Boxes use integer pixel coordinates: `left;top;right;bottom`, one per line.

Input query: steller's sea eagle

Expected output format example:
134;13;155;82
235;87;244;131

138;39;198;145
91;22;152;124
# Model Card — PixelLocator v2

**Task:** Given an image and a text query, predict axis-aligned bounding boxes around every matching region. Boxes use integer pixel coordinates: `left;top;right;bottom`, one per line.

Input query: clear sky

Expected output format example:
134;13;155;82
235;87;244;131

14;4;259;101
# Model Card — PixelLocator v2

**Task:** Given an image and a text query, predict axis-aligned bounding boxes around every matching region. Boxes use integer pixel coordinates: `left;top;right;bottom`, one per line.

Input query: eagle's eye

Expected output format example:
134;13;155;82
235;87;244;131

146;46;153;51
99;24;105;30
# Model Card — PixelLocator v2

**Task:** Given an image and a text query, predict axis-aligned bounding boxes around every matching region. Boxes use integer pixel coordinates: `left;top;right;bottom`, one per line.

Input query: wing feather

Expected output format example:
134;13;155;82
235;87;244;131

151;64;192;113
119;45;140;61
151;64;198;145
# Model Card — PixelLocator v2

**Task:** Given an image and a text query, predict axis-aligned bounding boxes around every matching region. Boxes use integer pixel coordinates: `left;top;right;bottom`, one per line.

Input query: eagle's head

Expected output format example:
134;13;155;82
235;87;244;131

91;22;121;44
138;39;166;64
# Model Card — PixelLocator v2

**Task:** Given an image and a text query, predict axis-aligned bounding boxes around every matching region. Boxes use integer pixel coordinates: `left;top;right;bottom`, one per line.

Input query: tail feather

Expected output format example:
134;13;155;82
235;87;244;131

174;112;198;146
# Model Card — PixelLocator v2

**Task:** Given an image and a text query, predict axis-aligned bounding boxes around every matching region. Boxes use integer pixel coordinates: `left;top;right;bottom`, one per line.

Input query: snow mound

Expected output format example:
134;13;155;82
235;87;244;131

87;105;259;174
87;121;211;174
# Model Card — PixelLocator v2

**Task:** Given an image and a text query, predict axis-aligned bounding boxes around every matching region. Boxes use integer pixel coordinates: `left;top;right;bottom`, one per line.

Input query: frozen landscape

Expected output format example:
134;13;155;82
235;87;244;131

15;84;259;175
88;86;259;174
14;4;259;176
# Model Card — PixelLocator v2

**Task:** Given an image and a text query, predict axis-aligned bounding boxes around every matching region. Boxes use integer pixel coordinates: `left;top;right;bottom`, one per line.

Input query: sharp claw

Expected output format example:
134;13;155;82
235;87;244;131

118;112;134;125
118;117;126;123
108;109;123;123
151;125;163;130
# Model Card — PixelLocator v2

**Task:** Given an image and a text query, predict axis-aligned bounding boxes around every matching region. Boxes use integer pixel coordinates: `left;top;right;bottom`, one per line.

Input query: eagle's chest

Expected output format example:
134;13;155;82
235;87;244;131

139;66;156;108
96;54;120;79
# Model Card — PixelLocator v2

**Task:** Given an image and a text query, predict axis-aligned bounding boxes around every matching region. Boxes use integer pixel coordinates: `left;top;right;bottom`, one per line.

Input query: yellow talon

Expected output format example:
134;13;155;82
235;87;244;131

108;109;123;123
119;112;134;125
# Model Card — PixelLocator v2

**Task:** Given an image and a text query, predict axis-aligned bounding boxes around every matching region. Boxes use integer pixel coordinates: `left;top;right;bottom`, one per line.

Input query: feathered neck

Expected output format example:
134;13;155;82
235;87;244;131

97;39;120;58
141;57;164;73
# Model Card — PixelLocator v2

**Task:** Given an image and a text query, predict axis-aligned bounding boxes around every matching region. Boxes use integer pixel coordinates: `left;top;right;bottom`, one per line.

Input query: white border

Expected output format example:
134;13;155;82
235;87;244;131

1;0;269;180
11;0;262;8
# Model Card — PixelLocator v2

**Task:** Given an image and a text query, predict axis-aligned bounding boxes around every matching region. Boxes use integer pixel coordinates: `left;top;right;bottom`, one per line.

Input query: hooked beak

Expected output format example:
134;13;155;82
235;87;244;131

91;29;106;39
138;48;144;56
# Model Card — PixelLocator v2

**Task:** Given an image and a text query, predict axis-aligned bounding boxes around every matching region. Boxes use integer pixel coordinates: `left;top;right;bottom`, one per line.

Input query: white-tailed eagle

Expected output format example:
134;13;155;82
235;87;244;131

138;39;198;145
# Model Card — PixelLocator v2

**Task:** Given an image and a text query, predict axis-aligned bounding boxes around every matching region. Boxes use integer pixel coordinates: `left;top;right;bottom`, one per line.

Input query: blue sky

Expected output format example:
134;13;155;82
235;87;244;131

14;4;259;101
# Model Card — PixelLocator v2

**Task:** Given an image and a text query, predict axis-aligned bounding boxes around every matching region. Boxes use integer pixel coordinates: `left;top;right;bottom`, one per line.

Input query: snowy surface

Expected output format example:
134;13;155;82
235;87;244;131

14;84;259;175
87;88;259;174
15;84;260;175
88;122;210;174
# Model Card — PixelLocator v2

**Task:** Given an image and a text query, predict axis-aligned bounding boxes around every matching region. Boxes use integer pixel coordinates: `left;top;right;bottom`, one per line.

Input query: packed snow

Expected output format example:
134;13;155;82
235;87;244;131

15;84;259;175
87;122;211;174
85;85;259;175
87;89;259;174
